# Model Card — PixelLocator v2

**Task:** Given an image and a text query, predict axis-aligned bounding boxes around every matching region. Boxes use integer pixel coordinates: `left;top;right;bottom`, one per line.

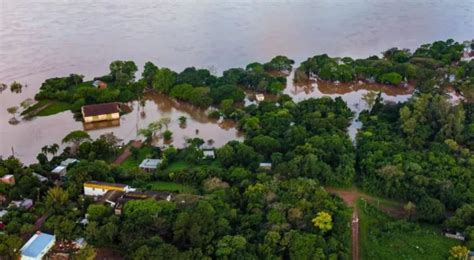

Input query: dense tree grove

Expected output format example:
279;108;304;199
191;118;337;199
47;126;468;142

295;40;473;98
1;39;474;257
357;94;473;223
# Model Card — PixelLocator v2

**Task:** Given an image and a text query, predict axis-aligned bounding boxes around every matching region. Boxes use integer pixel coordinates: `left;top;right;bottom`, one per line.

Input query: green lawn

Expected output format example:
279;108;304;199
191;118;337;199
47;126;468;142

358;200;459;260
166;160;190;172
121;146;154;169
21;100;72;117
36;101;72;116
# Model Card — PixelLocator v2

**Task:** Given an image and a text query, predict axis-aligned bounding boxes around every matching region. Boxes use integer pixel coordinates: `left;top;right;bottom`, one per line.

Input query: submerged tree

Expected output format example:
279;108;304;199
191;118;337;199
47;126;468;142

10;81;23;93
62;130;91;151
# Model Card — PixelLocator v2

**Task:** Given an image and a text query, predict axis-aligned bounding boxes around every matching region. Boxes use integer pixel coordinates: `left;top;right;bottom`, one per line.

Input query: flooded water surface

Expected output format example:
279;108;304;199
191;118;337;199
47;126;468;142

1;0;473;163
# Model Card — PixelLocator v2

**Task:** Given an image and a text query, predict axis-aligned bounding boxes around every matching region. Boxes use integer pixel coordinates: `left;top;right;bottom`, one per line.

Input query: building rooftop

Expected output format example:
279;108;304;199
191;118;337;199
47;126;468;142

99;190;125;204
21;232;56;259
84;181;128;189
51;165;66;174
82;102;120;117
32;172;48;182
0;209;8;218
60;158;79;167
203;150;215;157
139;159;161;169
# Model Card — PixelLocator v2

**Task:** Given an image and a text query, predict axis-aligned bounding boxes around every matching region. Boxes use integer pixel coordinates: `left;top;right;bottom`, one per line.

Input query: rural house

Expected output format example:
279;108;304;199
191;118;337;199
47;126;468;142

92;80;108;89
81;102;121;123
20;232;56;260
139;159;161;172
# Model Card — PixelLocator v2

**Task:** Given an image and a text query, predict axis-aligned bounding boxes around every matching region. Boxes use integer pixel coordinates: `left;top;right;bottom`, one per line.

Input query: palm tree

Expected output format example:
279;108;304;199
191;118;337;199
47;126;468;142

48;143;60;156
46;186;69;211
138;128;153;143
41;145;49;155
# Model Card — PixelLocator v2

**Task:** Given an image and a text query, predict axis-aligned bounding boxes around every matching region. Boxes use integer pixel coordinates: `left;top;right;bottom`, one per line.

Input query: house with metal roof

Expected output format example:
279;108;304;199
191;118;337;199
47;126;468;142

259;162;272;170
81;102;121;123
83;181;135;197
139;159;161;172
31;172;48;183
51;165;67;176
20;232;56;260
60;158;79;167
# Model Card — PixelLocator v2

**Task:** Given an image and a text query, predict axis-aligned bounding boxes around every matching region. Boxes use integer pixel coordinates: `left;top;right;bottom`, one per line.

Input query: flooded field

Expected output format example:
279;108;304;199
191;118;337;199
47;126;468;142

1;0;473;163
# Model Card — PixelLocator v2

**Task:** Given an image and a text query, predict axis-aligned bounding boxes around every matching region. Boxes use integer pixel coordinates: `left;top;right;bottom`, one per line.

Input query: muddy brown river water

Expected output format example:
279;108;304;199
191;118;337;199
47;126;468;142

1;0;473;164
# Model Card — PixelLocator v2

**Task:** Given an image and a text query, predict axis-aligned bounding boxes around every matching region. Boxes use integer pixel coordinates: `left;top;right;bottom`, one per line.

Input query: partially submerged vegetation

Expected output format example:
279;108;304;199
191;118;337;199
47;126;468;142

0;39;473;258
295;40;474;99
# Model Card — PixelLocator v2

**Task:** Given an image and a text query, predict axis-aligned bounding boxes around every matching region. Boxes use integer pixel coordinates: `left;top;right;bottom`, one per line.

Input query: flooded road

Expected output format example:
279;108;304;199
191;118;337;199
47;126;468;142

1;0;473;163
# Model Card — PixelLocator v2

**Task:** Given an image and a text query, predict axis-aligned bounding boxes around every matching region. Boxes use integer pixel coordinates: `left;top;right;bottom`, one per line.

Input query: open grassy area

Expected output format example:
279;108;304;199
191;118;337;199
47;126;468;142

166;160;190;172
358;199;459;260
120;145;153;169
21;100;72;117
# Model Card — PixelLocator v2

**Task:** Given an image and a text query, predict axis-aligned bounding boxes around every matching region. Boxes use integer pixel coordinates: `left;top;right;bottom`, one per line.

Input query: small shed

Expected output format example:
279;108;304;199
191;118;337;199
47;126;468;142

32;172;48;183
259;162;272;170
255;94;265;102
203;150;215;159
0;209;8;218
93;80;108;89
139;159;161;172
60;158;79;167
20;232;56;260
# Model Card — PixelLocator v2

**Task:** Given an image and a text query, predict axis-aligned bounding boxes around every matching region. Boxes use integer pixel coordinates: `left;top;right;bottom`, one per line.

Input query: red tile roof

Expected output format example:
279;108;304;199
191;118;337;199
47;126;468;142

81;102;120;117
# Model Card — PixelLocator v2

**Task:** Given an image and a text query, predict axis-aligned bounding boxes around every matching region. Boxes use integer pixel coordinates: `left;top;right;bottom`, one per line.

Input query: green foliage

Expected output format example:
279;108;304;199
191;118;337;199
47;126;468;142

358;200;458;260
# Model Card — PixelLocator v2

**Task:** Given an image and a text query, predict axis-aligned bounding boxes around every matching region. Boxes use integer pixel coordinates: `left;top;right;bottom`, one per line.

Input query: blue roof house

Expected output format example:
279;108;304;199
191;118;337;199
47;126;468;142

20;232;56;260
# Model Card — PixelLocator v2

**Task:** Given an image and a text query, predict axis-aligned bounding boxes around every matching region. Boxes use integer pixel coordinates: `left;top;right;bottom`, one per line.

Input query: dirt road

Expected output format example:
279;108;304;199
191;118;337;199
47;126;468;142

113;140;142;165
325;187;405;260
351;209;359;260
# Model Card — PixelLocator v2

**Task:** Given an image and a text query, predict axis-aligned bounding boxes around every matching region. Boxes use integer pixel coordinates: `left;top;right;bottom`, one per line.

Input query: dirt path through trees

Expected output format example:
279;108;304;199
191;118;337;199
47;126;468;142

325;187;405;260
113;140;142;164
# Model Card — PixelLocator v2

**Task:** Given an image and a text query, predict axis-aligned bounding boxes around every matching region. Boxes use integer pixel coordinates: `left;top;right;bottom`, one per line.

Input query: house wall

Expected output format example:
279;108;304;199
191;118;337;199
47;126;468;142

83;184;127;196
83;112;120;123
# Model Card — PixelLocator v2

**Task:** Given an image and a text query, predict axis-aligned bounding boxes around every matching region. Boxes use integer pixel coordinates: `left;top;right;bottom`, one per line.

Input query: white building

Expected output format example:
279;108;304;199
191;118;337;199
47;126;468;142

255;94;265;102
20;232;56;260
83;181;135;197
60;158;79;167
139;159;161;172
203;150;215;159
31;172;48;183
259;162;272;170
51;165;67;176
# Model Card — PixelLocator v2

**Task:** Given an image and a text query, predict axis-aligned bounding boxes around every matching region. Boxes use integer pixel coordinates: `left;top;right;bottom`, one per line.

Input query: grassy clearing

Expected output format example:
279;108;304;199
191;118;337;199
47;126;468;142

166;160;190;172
21;100;72;117
121;146;154;169
358;199;459;260
36;102;72;116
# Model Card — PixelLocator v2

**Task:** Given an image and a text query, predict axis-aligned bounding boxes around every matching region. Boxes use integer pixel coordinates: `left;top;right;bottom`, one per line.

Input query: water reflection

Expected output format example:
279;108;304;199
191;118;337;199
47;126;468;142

284;72;413;140
1;0;472;162
83;119;121;131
